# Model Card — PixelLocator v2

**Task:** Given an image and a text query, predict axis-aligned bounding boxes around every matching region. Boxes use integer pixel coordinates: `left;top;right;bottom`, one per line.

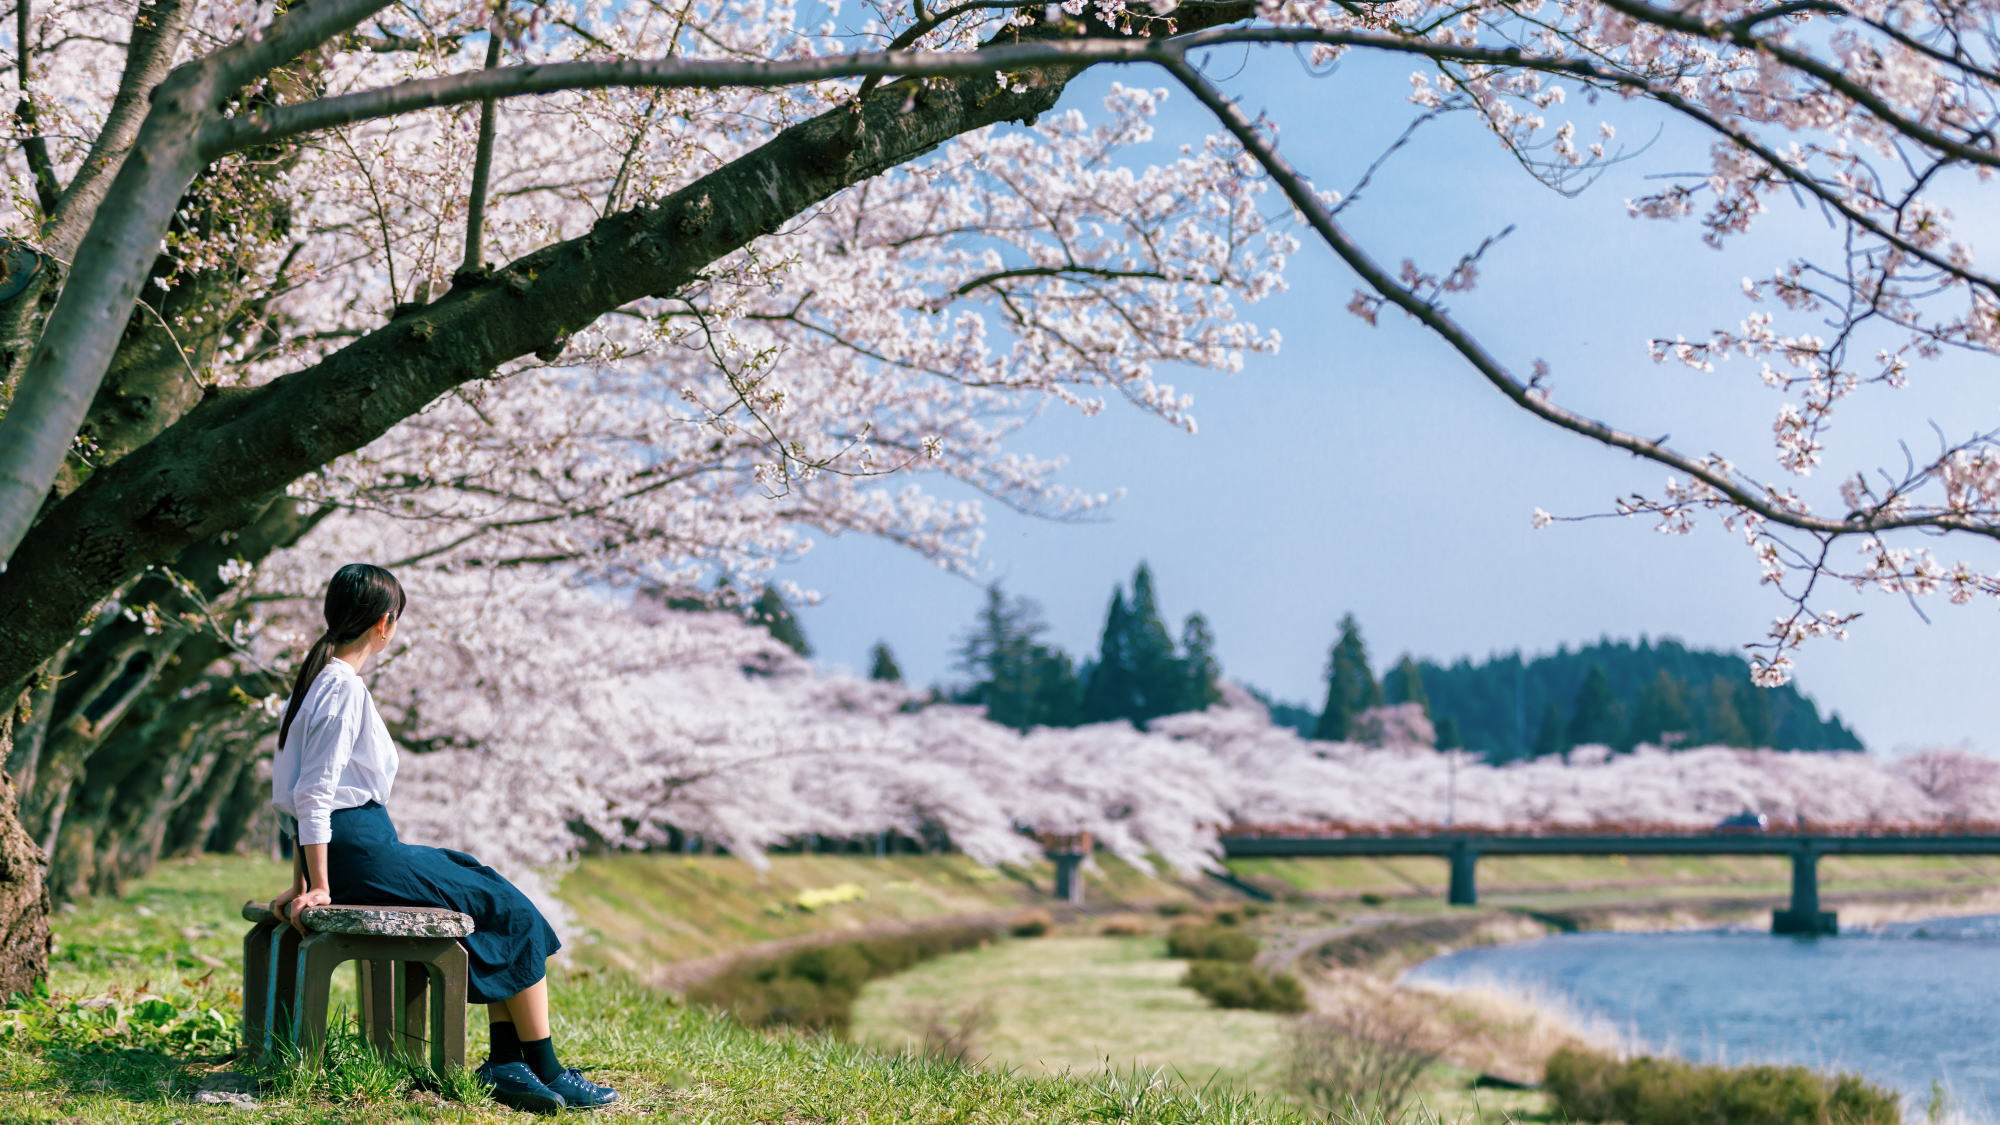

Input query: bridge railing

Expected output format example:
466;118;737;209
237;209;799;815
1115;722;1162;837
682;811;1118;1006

1220;819;2000;840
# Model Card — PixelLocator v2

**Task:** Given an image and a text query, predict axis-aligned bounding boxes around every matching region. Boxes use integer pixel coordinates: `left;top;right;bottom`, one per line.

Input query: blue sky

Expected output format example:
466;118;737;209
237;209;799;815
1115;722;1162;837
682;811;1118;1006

784;41;2000;755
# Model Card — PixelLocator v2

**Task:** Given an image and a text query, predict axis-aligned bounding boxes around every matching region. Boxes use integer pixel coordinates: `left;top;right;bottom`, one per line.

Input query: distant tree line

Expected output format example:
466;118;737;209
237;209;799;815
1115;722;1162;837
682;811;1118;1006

1415;637;1864;759
1256;629;1863;759
809;572;1863;757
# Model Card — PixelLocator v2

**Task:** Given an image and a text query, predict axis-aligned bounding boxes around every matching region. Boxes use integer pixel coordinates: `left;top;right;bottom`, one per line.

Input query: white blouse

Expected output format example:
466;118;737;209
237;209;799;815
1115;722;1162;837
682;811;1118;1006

270;657;398;846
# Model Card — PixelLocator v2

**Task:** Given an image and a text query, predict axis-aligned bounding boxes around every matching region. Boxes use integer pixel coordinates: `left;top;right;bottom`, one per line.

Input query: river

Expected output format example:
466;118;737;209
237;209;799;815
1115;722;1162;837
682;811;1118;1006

1401;914;2000;1121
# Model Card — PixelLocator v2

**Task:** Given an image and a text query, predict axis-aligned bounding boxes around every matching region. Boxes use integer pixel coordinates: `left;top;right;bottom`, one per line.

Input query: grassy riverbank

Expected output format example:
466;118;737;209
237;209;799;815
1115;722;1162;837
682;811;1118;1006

557;850;1207;972
6;847;1988;1123
0;855;1349;1124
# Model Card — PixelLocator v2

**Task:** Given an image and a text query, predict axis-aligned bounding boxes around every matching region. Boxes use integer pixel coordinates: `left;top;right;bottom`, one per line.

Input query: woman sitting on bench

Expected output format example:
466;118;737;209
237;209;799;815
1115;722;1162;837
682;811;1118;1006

267;562;617;1115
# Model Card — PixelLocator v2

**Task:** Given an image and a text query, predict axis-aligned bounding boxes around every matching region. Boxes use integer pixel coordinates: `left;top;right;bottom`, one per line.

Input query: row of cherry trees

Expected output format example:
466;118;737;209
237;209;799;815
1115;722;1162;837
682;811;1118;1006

239;543;1992;932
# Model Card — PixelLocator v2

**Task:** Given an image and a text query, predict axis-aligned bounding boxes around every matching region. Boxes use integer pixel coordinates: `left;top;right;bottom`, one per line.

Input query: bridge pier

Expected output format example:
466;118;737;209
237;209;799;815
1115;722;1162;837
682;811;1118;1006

1050;852;1085;905
1448;841;1478;907
1772;846;1837;935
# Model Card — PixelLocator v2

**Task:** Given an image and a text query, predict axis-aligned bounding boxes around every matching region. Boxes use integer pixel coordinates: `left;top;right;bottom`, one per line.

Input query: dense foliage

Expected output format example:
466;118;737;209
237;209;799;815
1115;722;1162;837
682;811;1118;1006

1544;1046;1901;1125
1163;922;1260;963
1179;960;1306;1014
1416;638;1865;760
684;924;999;1035
939;579;1858;759
949;564;1222;731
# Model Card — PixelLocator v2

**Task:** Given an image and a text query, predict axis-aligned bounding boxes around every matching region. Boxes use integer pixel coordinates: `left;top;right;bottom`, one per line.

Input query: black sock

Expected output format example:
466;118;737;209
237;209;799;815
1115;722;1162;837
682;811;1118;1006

520;1035;562;1083
485;1019;523;1067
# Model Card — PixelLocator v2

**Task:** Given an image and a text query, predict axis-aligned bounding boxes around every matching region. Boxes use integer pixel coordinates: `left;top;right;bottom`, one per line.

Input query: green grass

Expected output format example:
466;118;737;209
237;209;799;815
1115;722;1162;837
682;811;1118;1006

560;851;1204;970
3;855;1360;1124
852;935;1296;1093
14;845;1985;1123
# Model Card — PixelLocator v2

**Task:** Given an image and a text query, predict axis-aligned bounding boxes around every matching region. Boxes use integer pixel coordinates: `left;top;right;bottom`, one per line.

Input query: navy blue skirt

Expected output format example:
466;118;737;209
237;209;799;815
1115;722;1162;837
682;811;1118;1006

325;802;562;1004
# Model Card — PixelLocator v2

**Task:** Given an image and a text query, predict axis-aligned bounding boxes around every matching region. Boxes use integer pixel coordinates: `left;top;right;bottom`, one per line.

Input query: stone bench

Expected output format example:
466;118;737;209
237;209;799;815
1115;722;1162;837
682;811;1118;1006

240;901;472;1075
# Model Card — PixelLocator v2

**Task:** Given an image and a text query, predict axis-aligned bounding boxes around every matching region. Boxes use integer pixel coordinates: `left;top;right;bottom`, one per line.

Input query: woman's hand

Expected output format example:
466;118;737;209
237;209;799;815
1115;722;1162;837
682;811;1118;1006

268;884;304;919
283;887;332;934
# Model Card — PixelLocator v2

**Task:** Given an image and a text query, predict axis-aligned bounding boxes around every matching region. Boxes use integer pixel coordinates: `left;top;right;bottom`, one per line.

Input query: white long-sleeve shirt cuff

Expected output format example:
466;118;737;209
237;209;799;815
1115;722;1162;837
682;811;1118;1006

295;808;334;847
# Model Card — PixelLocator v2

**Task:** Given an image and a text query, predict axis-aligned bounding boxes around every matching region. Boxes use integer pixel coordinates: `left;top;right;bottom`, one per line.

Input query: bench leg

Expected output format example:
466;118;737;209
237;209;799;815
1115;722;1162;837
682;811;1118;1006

240;917;280;1063
357;959;396;1053
397;958;431;1062
272;926;303;1055
428;942;467;1075
385;941;467;1076
293;933;344;1062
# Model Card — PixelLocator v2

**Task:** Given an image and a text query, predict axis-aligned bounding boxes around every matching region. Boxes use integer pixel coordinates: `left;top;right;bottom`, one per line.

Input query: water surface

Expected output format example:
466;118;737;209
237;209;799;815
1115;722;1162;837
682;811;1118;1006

1402;915;2000;1118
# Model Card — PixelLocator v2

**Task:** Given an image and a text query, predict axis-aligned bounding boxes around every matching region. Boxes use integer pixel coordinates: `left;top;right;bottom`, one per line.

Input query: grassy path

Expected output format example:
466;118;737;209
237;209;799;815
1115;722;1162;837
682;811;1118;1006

852;935;1292;1092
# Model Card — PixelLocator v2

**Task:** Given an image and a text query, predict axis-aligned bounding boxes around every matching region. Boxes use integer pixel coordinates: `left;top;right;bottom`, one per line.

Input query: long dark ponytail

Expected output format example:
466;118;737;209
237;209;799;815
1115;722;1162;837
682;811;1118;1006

278;563;407;749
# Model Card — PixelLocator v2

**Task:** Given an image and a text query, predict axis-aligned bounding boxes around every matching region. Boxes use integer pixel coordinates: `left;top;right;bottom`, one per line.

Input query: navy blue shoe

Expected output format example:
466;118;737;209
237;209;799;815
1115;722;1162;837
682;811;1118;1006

543;1066;619;1110
476;1061;567;1115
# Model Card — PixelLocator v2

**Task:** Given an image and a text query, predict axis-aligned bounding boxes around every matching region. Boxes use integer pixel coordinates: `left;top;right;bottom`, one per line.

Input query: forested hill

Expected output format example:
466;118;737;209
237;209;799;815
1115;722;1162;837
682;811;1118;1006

1417;638;1863;761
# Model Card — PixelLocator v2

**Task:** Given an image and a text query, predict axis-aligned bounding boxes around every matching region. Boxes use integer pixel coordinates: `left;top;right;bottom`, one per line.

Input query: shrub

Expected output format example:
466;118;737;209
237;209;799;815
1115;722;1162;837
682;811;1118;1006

1180;961;1307;1013
782;944;872;993
688;924;999;1035
1099;913;1149;936
1358;892;1389;906
1544;1046;1901;1125
1285;1006;1445;1121
1009;910;1054;938
1165;923;1259;963
1155;901;1195;917
1211;908;1241;926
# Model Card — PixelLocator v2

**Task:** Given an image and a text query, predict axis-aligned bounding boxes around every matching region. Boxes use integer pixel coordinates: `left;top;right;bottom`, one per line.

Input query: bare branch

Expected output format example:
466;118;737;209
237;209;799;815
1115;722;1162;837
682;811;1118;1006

461;29;504;271
15;0;59;215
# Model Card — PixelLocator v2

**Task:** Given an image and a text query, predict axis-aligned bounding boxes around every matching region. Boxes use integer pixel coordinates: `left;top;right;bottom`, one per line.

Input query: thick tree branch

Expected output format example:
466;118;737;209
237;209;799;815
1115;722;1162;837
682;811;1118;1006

0;0;389;577
0;7;1255;698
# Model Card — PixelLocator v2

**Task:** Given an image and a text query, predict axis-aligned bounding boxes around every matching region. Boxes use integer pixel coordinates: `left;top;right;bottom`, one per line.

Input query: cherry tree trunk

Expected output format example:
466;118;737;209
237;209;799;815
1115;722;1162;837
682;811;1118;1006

0;715;51;998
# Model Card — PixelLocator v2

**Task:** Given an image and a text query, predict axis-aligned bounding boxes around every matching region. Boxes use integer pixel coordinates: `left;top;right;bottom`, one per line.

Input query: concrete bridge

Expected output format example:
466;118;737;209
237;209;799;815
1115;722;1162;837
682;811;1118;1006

1218;830;2000;935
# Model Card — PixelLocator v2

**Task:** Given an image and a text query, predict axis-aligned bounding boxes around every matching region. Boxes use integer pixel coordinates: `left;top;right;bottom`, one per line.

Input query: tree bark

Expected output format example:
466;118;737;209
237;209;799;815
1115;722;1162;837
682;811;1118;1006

0;716;50;998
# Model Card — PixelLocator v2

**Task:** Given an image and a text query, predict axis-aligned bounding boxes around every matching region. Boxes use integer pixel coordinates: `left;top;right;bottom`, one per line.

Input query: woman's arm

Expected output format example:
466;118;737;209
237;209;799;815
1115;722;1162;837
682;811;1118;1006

291;678;362;854
268;842;307;915
284;843;333;933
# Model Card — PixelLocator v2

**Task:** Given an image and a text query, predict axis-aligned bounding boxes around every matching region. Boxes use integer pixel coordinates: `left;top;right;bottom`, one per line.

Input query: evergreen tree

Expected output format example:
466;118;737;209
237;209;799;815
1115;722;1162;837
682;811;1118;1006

1178;613;1223;713
1025;646;1084;728
1384;654;1431;715
1125;563;1184;722
955;583;1063;731
1567;664;1623;748
750;587;812;656
1627;668;1695;748
1314;614;1382;741
1081;588;1137;723
1740;680;1774;747
1435;715;1463;751
1532;700;1568;759
867;641;904;683
1410;636;1861;759
1704;674;1751;747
